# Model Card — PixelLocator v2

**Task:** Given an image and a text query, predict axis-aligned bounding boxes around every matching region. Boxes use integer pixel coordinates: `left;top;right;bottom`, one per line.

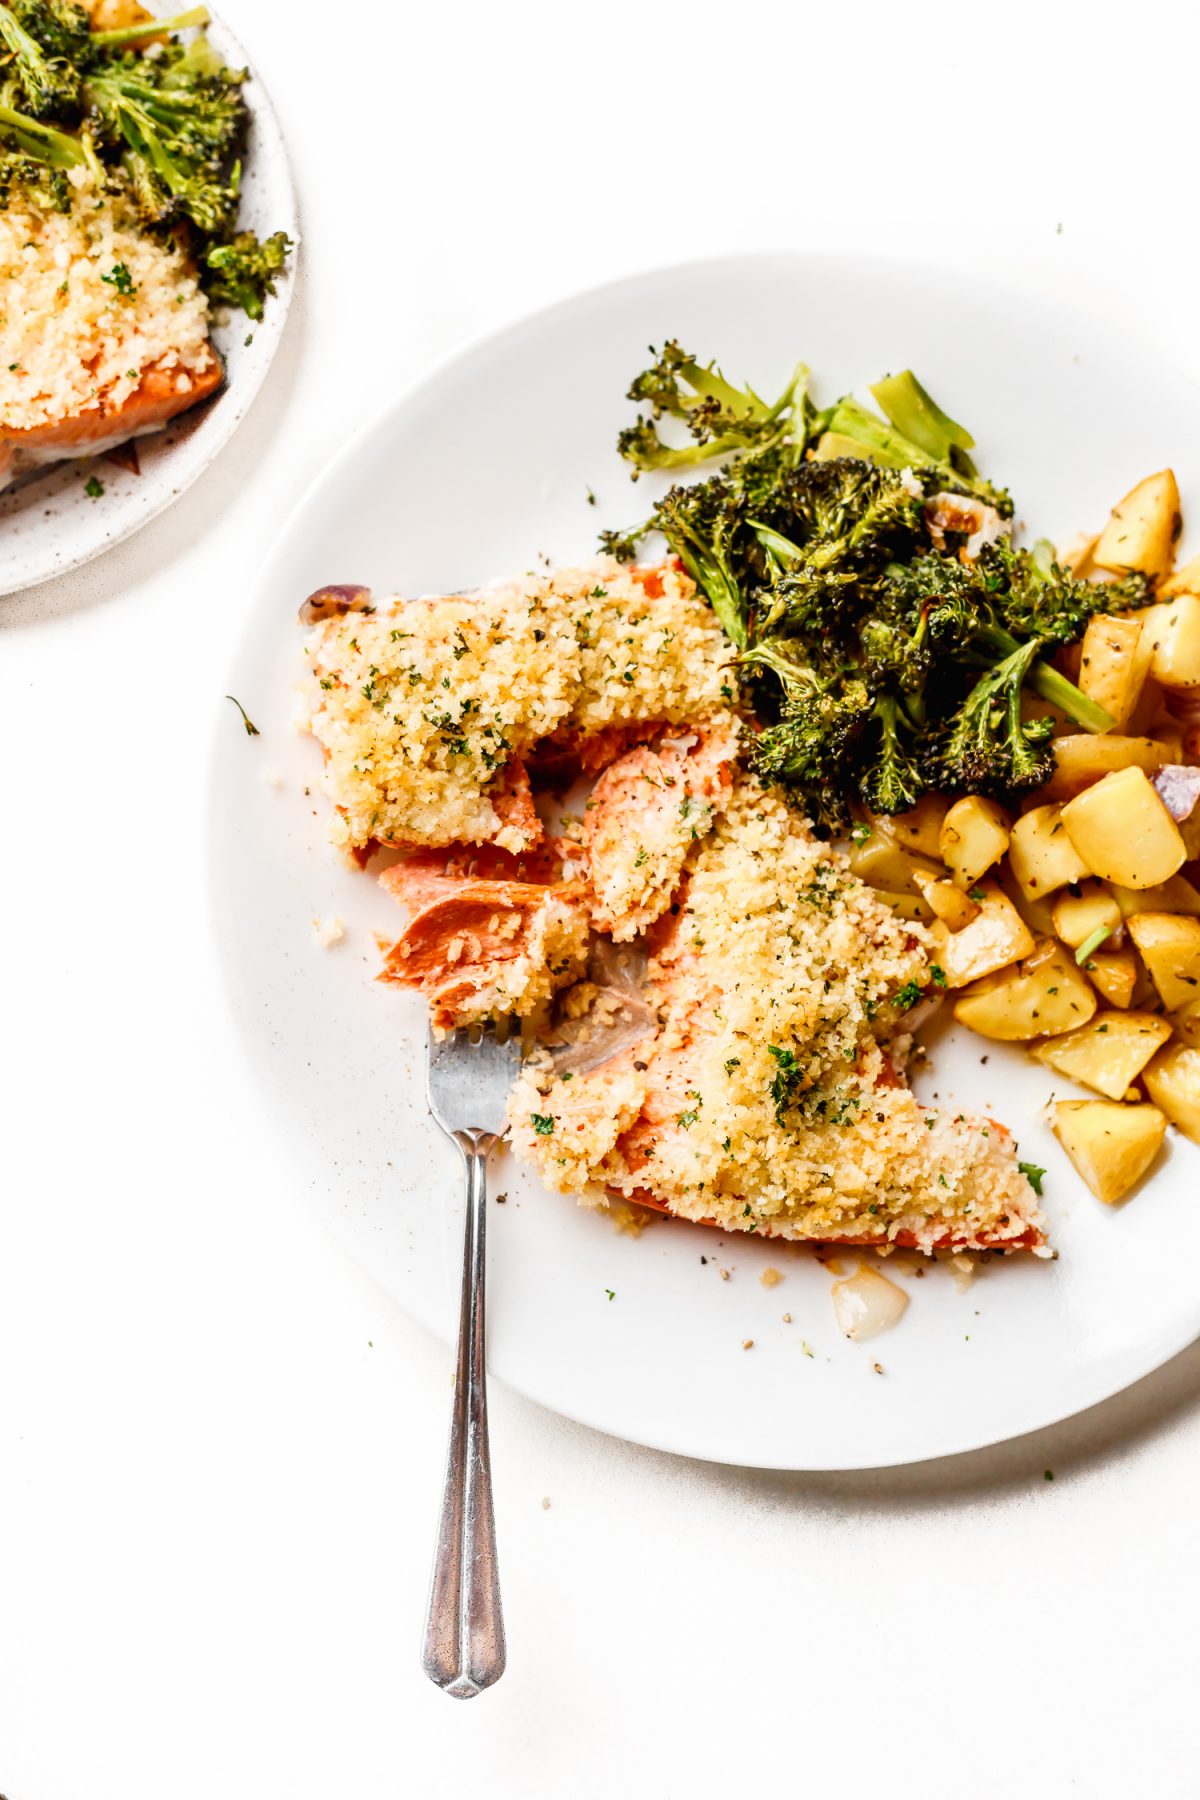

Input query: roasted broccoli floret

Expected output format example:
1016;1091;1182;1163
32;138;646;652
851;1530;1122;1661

923;638;1058;796
617;341;811;474
0;0;84;117
204;228;292;320
745;654;876;834
857;694;926;814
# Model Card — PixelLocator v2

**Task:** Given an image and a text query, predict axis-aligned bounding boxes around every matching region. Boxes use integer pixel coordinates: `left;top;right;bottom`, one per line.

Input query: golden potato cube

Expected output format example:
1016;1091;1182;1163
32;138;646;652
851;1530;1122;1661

1111;872;1200;918
1143;1043;1200;1145
1052;1100;1167;1203
1094;469;1182;579
913;871;979;930
1077;615;1148;732
1061;766;1186;888
1033;1011;1173;1100
1051;881;1123;951
873;889;933;923
885;795;951;861
1007;805;1091;900
953;938;1097;1039
928;882;1033;988
1084;945;1140;1009
848;824;941;898
1160;551;1200;599
1126;912;1200;1009
1042;734;1169;803
1171;999;1200;1049
938;796;1011;889
1148;594;1200;690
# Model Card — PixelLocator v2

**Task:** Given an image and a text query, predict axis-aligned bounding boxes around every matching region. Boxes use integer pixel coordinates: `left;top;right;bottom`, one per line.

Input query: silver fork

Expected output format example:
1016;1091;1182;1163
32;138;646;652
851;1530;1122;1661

421;1025;522;1699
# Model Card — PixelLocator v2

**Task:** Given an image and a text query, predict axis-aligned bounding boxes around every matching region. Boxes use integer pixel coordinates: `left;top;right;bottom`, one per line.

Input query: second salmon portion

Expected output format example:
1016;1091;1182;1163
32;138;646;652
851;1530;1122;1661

0;175;220;474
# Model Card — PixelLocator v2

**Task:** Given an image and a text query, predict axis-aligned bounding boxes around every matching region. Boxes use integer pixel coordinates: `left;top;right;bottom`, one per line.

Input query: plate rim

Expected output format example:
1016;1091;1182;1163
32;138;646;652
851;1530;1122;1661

0;4;300;598
209;247;1200;1471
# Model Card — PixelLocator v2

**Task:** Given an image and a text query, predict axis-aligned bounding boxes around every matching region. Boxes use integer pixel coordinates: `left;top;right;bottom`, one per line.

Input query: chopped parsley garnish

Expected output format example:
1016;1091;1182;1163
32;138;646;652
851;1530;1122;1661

531;1113;555;1136
102;261;137;297
1019;1161;1046;1196
84;475;104;499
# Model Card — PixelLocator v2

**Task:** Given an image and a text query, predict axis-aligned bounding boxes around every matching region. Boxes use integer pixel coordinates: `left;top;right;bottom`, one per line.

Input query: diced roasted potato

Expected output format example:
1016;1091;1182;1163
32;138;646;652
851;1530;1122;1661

1147;594;1200;690
1125;912;1200;1009
1007;804;1091;899
939;796;1010;889
928;882;1033;988
872;888;933;923
1172;998;1200;1049
1061;766;1186;889
1093;469;1181;579
1161;551;1200;599
1052;1100;1167;1203
913;871;979;931
1077;614;1148;731
1041;734;1168;803
885;795;950;861
1051;880;1123;951
1084;945;1141;1009
848;824;941;898
953;938;1096;1039
1143;1043;1200;1145
1110;872;1200;918
1033;1011;1173;1100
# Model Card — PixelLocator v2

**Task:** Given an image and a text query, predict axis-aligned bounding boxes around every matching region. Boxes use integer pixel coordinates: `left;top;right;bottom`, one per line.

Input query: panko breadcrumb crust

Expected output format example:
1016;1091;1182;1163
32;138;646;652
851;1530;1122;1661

0;173;215;434
510;778;1045;1252
301;558;736;859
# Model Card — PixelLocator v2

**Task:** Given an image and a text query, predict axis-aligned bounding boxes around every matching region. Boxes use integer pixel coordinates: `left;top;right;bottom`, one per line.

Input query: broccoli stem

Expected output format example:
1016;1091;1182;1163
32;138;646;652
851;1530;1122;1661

869;371;976;469
89;7;210;45
0;101;91;169
975;622;1115;734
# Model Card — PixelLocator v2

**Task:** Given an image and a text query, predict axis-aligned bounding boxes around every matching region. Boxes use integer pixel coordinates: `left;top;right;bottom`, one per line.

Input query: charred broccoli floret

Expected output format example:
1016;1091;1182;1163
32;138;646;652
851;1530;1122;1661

617;341;812;475
0;0;84;117
204;228;292;320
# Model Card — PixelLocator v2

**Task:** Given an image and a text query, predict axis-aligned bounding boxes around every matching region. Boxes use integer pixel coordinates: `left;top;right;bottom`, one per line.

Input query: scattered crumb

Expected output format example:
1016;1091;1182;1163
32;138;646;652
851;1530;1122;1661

873;1362;884;1375
718;1267;731;1282
759;1266;783;1289
311;915;346;948
950;1253;976;1292
494;1192;507;1205
781;1312;792;1324
541;1496;552;1510
741;1338;754;1350
800;1340;815;1358
260;767;284;788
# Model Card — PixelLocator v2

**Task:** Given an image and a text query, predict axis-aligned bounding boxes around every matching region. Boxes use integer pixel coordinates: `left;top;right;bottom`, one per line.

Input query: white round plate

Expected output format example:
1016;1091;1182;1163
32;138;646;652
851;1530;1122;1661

211;253;1200;1470
0;8;297;597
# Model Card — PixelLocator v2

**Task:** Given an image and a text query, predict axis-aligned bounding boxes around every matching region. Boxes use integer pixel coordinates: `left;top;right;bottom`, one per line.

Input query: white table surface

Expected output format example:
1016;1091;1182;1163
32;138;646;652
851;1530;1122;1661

4;3;1200;1794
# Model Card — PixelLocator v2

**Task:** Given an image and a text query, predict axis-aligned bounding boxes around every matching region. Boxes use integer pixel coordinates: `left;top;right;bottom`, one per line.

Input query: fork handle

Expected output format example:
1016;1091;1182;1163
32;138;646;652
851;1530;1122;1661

421;1131;506;1698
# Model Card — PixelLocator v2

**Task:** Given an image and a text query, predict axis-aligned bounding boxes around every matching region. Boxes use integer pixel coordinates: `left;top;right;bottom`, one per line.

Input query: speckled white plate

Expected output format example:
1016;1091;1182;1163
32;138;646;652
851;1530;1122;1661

0;7;297;597
210;253;1200;1470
